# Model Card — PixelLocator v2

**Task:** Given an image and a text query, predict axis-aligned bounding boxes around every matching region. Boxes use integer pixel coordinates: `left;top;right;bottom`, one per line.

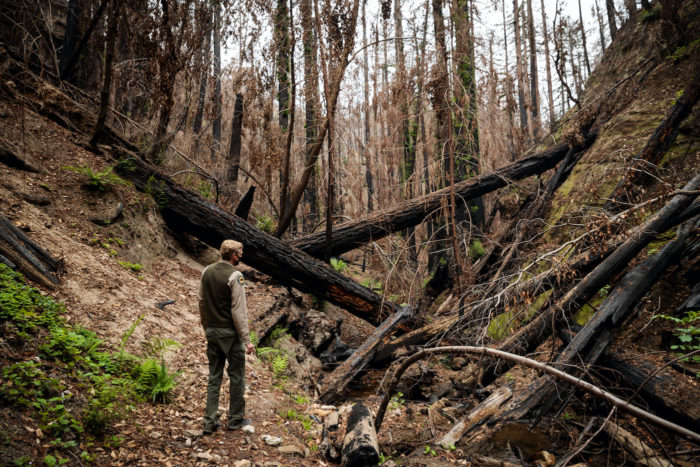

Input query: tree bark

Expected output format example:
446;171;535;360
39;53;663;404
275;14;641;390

606;0;617;40
211;1;222;161
0;213;62;289
526;0;540;136
301;0;320;233
90;0;119;148
291;132;598;259
540;0;555;128
226;93;244;187
59;0;110;82
341;403;379;467
578;0;591;76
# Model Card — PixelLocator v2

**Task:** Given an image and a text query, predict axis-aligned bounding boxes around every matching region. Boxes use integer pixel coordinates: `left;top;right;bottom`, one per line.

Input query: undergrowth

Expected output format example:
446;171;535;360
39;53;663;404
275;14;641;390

0;264;182;463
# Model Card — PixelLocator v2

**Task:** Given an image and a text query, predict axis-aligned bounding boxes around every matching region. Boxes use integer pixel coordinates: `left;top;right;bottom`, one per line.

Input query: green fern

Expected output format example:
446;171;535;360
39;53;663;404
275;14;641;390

271;354;289;379
62;165;129;190
141;337;181;360
137;358;181;403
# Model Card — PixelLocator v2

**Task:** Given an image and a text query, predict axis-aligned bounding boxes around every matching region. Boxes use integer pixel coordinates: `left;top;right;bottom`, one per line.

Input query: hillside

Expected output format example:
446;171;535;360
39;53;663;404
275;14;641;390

1;2;700;467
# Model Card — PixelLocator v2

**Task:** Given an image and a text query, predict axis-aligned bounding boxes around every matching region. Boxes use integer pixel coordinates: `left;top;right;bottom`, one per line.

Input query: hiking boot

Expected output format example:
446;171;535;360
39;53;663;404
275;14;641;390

203;422;221;435
226;418;251;431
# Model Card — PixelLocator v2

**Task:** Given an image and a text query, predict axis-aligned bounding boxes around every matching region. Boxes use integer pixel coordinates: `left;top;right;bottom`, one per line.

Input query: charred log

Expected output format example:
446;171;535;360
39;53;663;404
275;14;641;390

319;306;412;403
0;213;61;289
341;403;379;467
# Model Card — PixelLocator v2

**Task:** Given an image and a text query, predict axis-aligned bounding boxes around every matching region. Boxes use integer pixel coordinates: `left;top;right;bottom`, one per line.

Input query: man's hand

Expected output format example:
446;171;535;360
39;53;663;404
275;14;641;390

245;343;255;355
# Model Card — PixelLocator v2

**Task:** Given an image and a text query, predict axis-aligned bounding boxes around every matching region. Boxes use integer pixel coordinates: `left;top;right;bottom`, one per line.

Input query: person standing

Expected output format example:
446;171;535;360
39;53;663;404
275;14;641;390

199;239;255;434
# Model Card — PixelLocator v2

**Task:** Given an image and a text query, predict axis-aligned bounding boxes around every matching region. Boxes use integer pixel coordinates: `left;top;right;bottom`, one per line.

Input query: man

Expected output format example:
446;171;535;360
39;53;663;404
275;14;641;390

199;239;255;434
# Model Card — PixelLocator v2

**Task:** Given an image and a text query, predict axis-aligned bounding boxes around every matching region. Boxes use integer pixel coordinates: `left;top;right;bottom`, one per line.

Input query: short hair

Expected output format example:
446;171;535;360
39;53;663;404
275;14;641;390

220;240;243;260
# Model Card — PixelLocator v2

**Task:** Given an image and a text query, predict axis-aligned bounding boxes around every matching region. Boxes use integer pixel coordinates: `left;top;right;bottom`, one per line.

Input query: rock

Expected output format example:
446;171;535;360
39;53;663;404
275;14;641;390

324;411;339;431
278;445;304;457
242;424;255;434
320;405;336;411
538;450;556;466
213;454;221;462
195;452;214;460
234;461;251;467
185;438;192;447
261;435;282;446
149;431;162;439
185;429;204;438
263;462;282;467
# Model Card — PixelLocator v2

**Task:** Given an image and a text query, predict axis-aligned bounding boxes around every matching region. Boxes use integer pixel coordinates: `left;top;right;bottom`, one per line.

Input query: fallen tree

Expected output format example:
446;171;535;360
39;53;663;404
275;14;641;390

0;213;62;289
291;131;598;259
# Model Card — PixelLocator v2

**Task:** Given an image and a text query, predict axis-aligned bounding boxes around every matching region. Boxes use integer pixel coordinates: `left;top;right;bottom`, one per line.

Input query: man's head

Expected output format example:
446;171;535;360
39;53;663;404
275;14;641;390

220;240;244;265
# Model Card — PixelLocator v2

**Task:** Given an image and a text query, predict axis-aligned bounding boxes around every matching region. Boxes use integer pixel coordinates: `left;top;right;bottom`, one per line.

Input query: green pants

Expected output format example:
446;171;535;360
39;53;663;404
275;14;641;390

204;327;246;430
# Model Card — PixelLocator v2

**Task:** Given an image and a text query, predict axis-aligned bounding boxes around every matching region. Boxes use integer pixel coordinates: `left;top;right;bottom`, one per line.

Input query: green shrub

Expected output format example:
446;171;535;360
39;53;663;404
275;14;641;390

0;264;64;334
117;261;143;272
330;257;348;273
0;362;63;407
83;375;136;436
62;165;129;191
39;327;102;366
468;239;486;261
654;310;700;367
255;215;276;234
271;354;289;379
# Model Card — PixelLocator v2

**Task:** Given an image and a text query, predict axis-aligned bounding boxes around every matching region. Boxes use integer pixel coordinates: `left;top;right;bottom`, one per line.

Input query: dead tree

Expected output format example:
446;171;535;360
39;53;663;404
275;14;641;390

291;132;598;259
494;219;698;432
341;403;379;466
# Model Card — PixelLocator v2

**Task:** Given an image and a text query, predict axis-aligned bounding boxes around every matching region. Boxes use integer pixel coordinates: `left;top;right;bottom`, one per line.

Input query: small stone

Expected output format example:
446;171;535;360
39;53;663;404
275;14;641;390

278;445;304;457
149;431;162;439
242;424;255;434
320;405;336;411
234;460;251;467
185;438;192;447
538;451;556;466
261;435;282;446
185;429;204;438
196;452;214;460
263;462;282;467
213;454;221;462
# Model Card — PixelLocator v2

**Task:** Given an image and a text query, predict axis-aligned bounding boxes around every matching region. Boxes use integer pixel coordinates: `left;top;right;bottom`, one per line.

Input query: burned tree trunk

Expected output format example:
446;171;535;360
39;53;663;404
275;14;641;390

319;306;412;403
113;146;397;325
341;403;379;467
493;221;696;428
292;132;598;259
0;213;61;289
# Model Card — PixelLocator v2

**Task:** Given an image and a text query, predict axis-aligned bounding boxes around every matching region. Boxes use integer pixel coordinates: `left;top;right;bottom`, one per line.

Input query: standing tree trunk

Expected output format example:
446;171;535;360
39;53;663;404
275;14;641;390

274;0;291;132
211;2;222;161
300;0;320;233
594;0;607;52
192;3;211;135
149;0;179;162
452;0;484;228
578;0;592;76
60;0;81;83
526;0;540;137
90;0;119;148
225;93;244;187
540;0;555;128
606;0;617;40
513;0;529;133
